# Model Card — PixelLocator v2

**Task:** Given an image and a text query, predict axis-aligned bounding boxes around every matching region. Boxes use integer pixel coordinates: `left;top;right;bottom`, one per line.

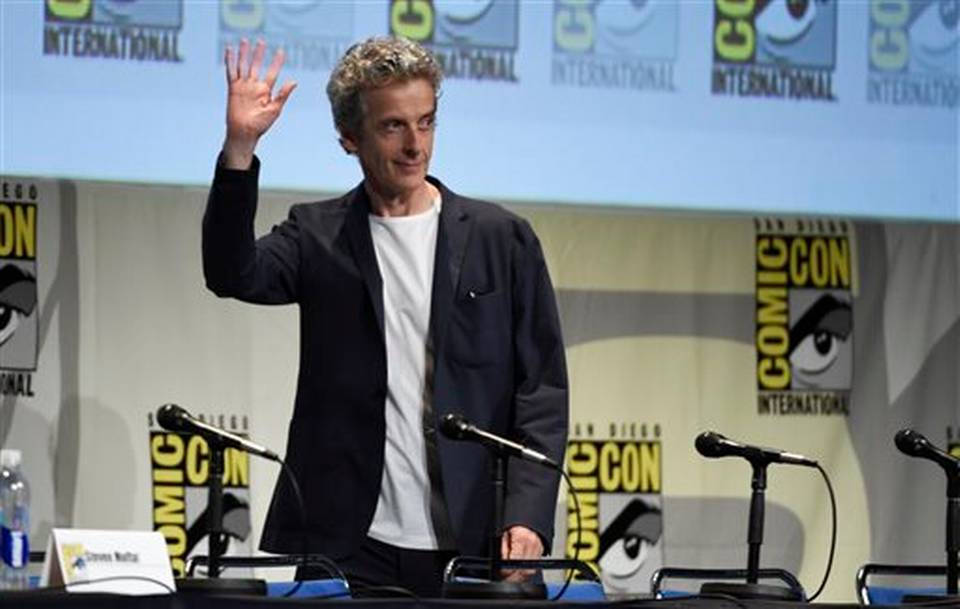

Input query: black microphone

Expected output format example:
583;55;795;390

895;428;960;471
695;431;817;467
156;404;279;462
440;413;558;468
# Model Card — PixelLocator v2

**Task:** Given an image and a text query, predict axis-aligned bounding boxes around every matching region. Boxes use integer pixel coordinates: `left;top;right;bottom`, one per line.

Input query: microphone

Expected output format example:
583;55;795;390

695;431;817;467
440;413;559;468
156;404;279;462
895;428;960;471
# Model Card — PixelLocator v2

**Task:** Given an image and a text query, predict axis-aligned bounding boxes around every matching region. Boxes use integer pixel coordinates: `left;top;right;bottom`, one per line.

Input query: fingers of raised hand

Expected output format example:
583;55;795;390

274;81;297;108
225;40;292;103
276;80;297;104
249;39;266;80
224;45;238;82
224;38;265;82
224;39;254;83
264;48;285;90
236;38;251;80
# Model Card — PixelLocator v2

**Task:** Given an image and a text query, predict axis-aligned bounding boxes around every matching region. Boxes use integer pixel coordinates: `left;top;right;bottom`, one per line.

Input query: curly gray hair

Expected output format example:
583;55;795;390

327;37;443;137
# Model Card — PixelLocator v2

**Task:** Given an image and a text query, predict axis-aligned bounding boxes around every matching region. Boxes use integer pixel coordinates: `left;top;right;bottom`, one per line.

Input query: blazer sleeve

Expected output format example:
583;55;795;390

202;155;301;304
502;219;569;554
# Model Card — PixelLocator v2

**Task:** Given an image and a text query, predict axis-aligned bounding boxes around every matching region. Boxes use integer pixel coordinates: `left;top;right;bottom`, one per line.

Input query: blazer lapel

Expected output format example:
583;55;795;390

344;186;385;337
431;181;472;358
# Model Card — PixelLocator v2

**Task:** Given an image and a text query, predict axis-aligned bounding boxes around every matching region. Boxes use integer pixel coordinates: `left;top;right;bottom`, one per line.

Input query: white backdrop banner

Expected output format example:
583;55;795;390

0;175;956;600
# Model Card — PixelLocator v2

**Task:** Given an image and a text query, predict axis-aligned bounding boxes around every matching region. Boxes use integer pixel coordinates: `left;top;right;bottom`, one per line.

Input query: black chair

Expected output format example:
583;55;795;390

855;563;949;605
186;554;349;598
650;566;805;600
186;553;342;577
443;556;604;601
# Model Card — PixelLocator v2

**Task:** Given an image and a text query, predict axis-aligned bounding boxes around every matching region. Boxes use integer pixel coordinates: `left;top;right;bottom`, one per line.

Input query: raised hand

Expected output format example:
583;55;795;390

222;39;297;169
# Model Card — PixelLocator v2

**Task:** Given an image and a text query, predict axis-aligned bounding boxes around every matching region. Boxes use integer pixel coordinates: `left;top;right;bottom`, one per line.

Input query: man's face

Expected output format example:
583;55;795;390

342;78;437;201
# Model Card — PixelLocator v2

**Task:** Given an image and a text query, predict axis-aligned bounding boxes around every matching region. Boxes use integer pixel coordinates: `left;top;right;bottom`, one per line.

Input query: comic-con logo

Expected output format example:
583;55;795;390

867;0;959;108
566;422;663;594
149;412;252;577
755;218;853;416
712;0;837;101
0;181;39;398
552;0;677;91
219;1;353;72
44;0;184;62
389;0;519;82
61;543;88;581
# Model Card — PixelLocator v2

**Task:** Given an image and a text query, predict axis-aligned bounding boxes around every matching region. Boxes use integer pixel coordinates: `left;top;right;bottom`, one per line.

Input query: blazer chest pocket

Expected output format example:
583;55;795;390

448;287;510;366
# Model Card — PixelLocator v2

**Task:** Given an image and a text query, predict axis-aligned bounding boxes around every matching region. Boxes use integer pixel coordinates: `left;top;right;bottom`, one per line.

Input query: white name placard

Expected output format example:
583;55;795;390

40;529;175;595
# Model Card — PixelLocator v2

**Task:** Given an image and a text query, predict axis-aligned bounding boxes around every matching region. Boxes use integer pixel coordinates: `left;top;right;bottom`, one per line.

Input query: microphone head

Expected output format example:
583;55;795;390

895;428;928;456
157;404;189;432
440;413;469;440
695;431;726;458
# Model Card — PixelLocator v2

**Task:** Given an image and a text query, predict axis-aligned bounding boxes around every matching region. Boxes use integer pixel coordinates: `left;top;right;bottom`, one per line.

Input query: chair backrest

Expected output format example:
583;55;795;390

855;563;947;605
444;556;604;601
187;553;345;579
186;553;350;598
650;566;805;600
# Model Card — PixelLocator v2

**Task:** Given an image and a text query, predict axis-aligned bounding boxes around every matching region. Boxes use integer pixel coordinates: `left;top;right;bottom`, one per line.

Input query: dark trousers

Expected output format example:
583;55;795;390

298;536;458;598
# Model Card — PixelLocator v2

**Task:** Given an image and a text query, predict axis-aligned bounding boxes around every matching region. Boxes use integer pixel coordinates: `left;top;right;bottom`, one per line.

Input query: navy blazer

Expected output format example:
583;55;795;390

202;158;568;559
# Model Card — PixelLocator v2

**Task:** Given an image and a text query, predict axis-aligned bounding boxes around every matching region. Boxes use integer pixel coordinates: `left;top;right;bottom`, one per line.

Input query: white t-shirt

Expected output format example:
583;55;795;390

366;197;443;549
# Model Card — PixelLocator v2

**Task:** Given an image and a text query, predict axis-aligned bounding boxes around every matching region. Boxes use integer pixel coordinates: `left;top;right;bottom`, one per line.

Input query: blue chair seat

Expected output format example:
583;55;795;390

449;576;606;601
856;563;949;604
546;580;606;601
266;578;351;599
867;585;946;605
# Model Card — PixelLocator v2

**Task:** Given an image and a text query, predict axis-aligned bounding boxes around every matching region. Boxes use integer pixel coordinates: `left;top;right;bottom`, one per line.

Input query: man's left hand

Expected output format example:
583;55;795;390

500;525;543;582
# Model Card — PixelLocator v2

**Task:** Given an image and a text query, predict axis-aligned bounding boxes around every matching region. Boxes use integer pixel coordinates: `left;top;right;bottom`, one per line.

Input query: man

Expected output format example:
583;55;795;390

203;37;568;597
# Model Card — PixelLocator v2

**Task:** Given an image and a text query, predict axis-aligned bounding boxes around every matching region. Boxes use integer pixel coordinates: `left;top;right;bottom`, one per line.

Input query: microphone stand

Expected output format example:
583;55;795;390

900;457;960;602
443;450;546;599
947;471;958;596
746;461;766;585
489;453;505;582
700;460;803;601
175;437;265;596
207;440;225;580
892;430;960;601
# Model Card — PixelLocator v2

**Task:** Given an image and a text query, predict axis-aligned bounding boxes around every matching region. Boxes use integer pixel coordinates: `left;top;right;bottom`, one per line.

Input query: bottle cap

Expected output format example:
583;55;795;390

0;449;21;469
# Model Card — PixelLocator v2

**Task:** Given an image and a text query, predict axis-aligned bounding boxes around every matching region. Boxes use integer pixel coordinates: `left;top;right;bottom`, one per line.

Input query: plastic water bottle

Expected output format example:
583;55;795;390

0;449;30;590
